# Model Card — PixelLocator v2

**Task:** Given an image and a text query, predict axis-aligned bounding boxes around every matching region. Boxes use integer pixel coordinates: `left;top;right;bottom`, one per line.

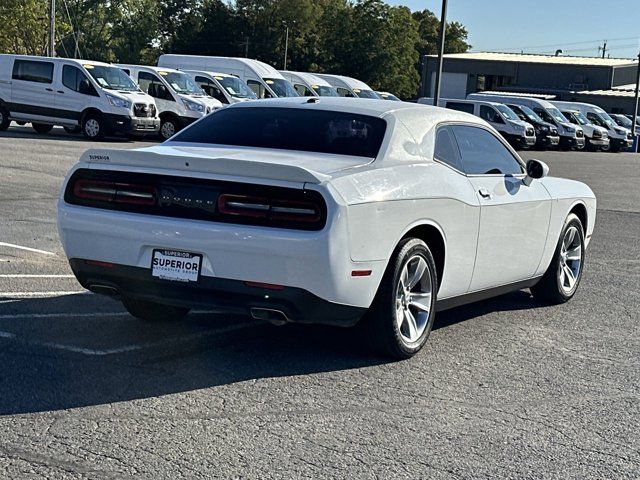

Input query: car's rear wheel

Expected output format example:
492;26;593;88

121;296;190;321
365;238;437;359
32;123;53;134
0;106;10;131
531;213;585;304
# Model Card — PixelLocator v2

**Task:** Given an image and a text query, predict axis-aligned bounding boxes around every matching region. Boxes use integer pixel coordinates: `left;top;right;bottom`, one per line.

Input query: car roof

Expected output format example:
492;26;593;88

316;74;373;91
0;54;113;68
281;71;332;87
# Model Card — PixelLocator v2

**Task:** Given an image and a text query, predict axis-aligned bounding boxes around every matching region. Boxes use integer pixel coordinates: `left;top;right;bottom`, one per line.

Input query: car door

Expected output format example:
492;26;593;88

55;64;98;125
450;124;552;291
10;59;56;122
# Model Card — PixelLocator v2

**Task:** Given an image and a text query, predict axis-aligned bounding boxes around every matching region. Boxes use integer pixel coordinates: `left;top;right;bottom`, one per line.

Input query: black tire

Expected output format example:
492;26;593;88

365;238;438;359
121;296;190;321
531;213;585;305
0;106;10;131
32;123;53;134
63;125;81;134
82;113;105;140
159;116;179;140
16;121;26;126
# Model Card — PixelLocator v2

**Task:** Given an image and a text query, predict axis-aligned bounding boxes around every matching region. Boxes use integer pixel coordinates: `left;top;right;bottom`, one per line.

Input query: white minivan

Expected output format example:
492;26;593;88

279;71;339;97
419;97;536;149
183;71;257;104
556;108;609;151
158;55;298;99
0;54;159;139
118;65;223;140
314;74;380;99
551;100;633;152
467;93;585;150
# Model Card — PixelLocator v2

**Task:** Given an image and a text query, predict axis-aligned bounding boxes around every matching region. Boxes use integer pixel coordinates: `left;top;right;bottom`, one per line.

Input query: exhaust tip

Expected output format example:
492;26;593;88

250;308;289;326
88;284;119;297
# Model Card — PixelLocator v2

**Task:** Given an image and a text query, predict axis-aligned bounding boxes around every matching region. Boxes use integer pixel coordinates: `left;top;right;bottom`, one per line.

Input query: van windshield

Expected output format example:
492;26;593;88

86;65;139;91
571;111;589;125
162;71;204;95
613;115;633;128
548;107;568;123
353;89;380;99
597;111;616;128
264;78;299;97
495;105;519;121
312;85;340;97
171;107;387;158
216;76;256;99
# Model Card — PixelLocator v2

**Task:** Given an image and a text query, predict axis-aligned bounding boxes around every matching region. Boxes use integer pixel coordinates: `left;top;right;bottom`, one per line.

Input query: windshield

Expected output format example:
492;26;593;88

613;115;633;128
571;111;589;125
87;65;139;91
217;76;256;99
161;72;203;95
548;107;568;123
597;111;616;128
353;89;380;99
312;85;339;97
516;105;543;123
264;78;299;97
172;107;387;158
496;105;520;121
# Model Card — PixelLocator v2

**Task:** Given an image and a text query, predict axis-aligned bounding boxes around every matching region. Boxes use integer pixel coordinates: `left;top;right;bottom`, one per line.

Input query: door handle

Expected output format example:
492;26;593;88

45;88;53;92
57;90;64;94
478;188;492;199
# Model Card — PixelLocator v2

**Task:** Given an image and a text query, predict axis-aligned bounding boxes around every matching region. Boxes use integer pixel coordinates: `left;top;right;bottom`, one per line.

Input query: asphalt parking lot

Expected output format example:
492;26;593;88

0;126;638;479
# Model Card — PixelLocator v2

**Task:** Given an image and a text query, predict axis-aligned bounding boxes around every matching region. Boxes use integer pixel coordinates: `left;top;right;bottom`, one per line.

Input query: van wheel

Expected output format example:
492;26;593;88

121;296;190;321
82;113;104;140
365;238;438;359
63;126;81;134
159;116;178;140
32;123;53;134
0;106;10;131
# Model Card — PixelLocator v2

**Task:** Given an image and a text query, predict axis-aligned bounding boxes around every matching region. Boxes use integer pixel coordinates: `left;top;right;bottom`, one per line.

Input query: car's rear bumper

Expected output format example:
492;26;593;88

69;259;366;327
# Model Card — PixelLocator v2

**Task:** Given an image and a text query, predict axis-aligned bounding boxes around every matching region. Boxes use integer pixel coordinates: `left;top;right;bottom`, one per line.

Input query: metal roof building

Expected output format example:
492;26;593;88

420;52;639;114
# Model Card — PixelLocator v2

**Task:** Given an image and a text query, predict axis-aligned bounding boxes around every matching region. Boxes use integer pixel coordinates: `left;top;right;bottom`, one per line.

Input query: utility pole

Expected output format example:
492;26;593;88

48;0;56;57
241;36;249;58
283;25;289;70
632;51;640;153
601;41;607;59
432;0;448;106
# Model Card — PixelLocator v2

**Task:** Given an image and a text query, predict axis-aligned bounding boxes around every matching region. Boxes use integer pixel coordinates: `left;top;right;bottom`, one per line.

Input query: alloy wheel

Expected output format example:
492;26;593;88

395;254;433;344
558;226;583;294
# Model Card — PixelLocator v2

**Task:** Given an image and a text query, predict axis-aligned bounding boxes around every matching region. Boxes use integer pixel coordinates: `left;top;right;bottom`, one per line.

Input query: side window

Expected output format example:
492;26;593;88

534;108;553;124
587;112;605;128
294;84;314;97
508;105;527;122
139;71;173;101
562;112;577;125
247;80;272;99
12;60;54;84
62;65;95;95
195;76;227;103
479;105;503;124
434;126;464;172
337;87;355;98
445;102;474;114
451;125;523;175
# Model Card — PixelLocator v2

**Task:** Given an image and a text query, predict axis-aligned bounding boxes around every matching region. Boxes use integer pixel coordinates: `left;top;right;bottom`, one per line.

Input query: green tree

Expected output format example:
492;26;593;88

413;9;471;56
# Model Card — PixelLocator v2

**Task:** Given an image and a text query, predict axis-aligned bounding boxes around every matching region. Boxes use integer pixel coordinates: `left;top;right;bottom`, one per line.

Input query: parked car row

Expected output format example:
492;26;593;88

418;92;634;152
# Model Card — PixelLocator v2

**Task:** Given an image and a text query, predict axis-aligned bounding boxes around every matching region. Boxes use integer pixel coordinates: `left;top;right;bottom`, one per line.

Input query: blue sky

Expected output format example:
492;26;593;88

388;0;640;59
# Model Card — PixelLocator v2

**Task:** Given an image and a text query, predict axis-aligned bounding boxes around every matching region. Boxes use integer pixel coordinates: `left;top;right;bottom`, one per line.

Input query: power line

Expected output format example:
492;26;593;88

491;35;639;52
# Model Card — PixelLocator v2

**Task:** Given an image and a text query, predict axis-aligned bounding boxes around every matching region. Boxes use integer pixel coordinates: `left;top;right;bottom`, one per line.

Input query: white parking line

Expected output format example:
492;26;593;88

0;291;89;298
0;274;75;278
0;242;56;256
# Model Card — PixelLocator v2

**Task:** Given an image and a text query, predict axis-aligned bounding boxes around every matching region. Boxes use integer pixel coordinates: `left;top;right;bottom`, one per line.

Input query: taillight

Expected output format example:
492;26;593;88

72;178;156;206
218;194;322;225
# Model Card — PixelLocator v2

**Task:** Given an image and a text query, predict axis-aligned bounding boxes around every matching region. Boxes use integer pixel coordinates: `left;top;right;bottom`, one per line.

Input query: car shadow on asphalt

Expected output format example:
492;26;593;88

0;290;543;415
0;127;160;144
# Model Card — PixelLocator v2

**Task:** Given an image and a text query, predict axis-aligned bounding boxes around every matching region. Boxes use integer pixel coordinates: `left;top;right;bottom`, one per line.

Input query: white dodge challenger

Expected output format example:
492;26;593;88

58;98;596;358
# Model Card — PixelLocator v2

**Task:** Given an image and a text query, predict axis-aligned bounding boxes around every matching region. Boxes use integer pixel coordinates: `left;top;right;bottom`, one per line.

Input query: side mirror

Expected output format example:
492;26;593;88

523;159;549;186
79;79;92;95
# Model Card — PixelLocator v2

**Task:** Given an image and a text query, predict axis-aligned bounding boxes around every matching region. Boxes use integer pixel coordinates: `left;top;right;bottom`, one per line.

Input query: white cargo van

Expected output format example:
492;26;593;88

183;71;256;104
551;100;633;152
0;54;159;139
557;108;609;151
467;93;585;150
157;55;298;99
279;71;339;97
418;97;536;149
315;74;380;99
118;64;222;140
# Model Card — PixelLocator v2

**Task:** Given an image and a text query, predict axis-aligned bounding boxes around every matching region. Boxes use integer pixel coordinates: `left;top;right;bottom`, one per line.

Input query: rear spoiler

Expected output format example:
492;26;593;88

80;148;330;184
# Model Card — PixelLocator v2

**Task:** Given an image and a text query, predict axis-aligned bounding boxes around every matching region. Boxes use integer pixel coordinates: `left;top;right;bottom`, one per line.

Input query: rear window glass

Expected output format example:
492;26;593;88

172;107;387;158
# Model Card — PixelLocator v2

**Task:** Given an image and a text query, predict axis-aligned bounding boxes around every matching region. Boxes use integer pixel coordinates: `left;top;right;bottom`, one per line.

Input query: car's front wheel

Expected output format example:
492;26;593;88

531;213;585;304
121;296;190;321
366;238;438;359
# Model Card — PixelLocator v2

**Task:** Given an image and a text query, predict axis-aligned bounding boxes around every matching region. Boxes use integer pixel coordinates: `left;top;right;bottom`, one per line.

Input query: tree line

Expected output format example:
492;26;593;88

0;0;470;99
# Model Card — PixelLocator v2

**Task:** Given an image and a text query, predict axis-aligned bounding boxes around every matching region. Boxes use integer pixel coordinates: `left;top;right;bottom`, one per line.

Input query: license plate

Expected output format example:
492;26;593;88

151;249;202;283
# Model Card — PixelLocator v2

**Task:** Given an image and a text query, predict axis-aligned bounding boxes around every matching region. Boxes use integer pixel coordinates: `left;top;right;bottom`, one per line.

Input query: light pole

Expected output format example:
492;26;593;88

282;20;296;70
632;51;640;153
432;0;448;106
48;0;56;57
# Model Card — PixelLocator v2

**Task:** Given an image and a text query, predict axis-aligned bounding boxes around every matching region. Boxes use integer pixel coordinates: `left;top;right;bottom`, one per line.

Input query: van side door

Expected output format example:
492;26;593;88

9;59;56;122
